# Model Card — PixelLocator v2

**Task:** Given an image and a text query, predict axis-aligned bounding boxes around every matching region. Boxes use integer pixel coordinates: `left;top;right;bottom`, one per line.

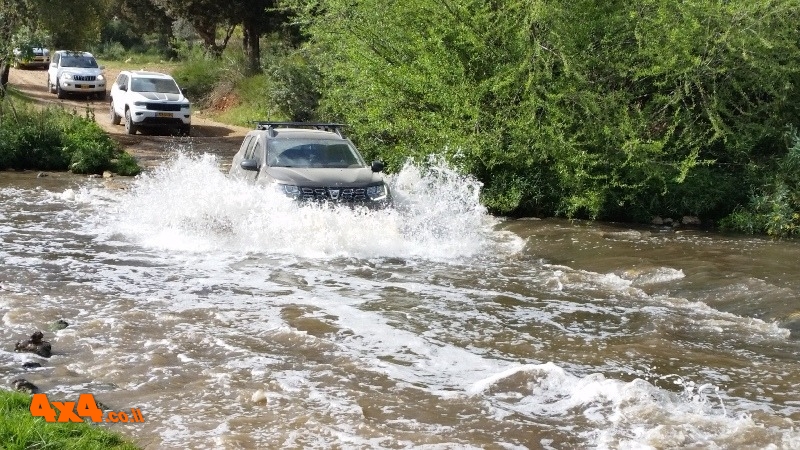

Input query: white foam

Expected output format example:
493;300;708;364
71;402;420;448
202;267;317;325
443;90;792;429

99;152;507;260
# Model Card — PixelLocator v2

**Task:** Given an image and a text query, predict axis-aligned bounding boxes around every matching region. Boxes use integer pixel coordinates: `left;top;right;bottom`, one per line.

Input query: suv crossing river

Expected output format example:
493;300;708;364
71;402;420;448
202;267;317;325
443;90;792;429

229;122;392;208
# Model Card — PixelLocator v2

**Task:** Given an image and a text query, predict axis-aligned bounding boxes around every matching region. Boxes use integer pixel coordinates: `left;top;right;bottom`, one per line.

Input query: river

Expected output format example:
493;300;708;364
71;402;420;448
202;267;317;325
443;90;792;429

1;151;799;449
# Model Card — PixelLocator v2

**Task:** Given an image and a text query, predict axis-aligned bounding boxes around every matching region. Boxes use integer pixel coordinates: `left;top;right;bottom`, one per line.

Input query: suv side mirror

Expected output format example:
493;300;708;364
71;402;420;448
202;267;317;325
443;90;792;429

371;160;385;173
240;159;260;172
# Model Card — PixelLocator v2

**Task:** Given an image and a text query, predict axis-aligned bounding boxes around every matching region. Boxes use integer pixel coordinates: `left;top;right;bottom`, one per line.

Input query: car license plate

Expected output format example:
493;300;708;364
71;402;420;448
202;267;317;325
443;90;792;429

156;112;172;118
77;85;88;89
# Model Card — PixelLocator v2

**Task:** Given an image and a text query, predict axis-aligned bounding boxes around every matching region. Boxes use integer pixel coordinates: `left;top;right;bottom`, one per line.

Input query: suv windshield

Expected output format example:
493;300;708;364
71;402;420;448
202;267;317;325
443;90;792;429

131;77;180;94
61;55;98;68
269;139;365;168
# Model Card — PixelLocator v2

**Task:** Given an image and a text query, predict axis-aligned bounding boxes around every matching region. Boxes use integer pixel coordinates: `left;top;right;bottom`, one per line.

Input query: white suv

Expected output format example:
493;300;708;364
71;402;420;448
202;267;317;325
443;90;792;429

47;50;106;99
109;70;191;136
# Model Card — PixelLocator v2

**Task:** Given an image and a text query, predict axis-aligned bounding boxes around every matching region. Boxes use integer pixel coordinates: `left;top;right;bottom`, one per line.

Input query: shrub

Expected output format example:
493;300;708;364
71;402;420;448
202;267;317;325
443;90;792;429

171;48;225;106
296;0;800;224
0;107;68;170
114;151;142;176
267;50;321;122
0;103;141;175
720;127;800;237
60;111;118;174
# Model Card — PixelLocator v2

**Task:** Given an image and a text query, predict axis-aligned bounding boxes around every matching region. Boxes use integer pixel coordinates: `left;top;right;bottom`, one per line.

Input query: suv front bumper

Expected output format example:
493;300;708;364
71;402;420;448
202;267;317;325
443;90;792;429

129;103;191;127
59;78;105;93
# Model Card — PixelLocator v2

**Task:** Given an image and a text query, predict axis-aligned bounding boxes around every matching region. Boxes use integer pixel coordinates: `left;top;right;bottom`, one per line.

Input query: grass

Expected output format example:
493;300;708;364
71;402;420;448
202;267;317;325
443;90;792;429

0;390;140;450
100;59;180;76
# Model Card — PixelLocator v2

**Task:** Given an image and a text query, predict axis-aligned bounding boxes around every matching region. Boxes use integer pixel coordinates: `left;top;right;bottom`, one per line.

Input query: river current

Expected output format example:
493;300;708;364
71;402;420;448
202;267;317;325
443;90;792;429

1;151;799;449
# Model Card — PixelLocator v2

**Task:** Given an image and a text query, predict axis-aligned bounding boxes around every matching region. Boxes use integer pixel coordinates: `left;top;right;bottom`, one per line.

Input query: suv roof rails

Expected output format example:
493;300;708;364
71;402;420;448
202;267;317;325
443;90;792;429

253;121;347;138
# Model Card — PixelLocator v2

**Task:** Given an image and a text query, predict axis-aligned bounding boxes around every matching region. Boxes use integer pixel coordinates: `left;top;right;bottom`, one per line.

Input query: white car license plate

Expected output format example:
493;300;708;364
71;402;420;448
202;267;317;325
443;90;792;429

156;112;172;118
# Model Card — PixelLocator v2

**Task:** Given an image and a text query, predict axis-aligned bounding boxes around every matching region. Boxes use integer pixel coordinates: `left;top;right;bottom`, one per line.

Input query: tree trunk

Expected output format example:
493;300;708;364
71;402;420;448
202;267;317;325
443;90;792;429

0;60;10;98
242;18;261;76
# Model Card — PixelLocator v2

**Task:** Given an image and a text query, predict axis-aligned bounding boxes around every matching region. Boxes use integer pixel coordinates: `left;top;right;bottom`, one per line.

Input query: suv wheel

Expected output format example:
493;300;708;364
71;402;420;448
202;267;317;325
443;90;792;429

47;76;56;94
56;79;65;99
124;109;137;135
110;101;121;125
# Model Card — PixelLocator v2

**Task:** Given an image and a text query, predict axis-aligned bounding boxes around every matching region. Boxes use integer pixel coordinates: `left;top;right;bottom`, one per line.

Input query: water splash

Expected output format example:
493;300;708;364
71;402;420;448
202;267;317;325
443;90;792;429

106;152;501;260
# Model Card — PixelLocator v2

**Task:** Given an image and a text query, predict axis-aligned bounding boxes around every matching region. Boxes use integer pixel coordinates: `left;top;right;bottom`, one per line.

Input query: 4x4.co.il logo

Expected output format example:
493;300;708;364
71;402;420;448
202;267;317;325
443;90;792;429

29;393;145;423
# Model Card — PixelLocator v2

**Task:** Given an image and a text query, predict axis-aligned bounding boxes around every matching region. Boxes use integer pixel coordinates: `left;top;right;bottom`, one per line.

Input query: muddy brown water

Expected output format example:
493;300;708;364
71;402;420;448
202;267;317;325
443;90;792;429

2;153;800;449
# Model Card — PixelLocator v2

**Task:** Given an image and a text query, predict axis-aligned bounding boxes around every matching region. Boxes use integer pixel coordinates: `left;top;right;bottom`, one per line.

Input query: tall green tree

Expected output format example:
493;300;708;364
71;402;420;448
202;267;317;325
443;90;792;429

295;0;800;221
2;0;109;93
153;0;286;73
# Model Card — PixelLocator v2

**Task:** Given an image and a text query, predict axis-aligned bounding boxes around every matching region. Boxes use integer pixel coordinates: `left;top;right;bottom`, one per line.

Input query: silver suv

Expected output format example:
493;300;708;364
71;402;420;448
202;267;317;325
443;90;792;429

109;70;191;136
229;122;391;208
47;50;106;99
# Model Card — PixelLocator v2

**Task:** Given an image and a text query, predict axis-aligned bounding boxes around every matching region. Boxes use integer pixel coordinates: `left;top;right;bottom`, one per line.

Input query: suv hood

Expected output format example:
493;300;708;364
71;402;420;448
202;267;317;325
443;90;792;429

266;167;382;186
132;92;186;102
60;68;103;76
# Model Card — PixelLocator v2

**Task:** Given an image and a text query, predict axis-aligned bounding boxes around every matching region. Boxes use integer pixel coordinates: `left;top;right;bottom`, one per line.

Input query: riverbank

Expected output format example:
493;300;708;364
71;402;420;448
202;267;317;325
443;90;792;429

0;389;139;449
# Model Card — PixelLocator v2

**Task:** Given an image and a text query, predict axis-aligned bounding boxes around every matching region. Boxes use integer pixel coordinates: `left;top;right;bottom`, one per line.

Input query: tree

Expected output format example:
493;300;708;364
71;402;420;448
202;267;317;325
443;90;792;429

152;0;286;73
150;0;232;56
294;0;800;222
1;0;109;91
1;0;38;95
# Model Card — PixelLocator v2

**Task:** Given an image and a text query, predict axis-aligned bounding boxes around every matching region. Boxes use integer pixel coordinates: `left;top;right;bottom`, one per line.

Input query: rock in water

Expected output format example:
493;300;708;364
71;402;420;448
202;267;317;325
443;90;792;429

15;331;52;358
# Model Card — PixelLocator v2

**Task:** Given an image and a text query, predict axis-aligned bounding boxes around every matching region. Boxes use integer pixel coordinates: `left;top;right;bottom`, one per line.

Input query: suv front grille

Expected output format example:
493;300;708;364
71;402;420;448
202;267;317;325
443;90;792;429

299;187;367;201
144;103;183;111
73;75;95;81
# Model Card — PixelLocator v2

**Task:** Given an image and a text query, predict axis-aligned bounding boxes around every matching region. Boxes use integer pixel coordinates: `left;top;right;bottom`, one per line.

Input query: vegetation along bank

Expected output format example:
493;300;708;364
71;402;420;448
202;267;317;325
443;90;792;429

2;0;800;237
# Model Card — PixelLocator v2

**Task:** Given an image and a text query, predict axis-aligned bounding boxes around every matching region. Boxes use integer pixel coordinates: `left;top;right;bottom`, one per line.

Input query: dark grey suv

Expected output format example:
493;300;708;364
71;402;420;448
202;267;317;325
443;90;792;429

229;122;391;207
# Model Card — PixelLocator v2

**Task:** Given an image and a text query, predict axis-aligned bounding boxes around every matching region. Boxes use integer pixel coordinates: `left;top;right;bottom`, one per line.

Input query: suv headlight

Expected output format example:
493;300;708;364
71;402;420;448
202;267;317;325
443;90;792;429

366;184;388;200
279;184;300;196
96;74;105;81
62;73;73;80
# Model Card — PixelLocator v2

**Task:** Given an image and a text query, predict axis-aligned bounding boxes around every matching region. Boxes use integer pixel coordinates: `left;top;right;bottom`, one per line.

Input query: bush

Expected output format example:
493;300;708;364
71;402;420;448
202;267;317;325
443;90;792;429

296;0;800;224
0;104;142;175
171;48;226;106
267;50;321;122
720;127;800;237
0;109;66;170
60;111;118;174
114;151;142;176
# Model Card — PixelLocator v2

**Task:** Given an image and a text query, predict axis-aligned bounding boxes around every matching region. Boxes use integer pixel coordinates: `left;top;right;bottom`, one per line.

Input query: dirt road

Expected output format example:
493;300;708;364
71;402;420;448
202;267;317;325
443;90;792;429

8;66;250;170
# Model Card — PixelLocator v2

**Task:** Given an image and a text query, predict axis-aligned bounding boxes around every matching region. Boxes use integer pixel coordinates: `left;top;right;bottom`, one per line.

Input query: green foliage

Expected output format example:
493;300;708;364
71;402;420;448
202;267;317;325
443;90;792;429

266;48;321;121
114;151;142;176
0;103;142;175
60;110;119;174
720;128;800;237
0;107;68;170
170;47;226;106
294;0;800;224
211;73;286;126
0;390;139;450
